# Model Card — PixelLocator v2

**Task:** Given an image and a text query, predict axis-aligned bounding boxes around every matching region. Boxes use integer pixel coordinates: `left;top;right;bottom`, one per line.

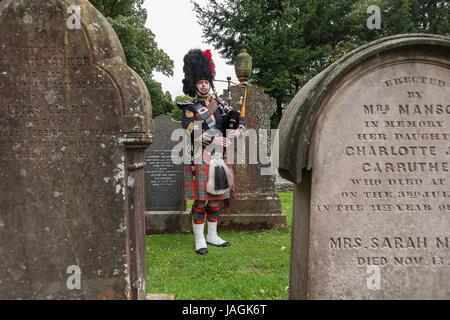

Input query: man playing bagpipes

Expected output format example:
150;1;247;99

177;49;246;255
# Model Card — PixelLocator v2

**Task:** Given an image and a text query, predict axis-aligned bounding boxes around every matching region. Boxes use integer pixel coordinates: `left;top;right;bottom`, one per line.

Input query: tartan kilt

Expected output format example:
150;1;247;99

184;162;232;200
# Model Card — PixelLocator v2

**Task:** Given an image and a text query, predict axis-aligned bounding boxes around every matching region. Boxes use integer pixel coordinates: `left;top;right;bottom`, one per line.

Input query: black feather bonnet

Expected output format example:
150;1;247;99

182;49;215;97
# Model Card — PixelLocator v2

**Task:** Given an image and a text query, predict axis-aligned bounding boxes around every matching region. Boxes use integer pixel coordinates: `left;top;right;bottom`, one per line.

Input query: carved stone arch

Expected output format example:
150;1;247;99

0;0;153;299
279;34;450;184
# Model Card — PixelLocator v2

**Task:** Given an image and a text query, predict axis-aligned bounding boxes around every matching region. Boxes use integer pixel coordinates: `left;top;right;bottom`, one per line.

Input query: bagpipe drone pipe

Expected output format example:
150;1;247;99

212;77;247;132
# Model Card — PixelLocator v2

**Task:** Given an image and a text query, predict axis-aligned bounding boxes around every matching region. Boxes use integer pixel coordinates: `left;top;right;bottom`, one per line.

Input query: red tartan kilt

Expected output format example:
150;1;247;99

184;162;232;201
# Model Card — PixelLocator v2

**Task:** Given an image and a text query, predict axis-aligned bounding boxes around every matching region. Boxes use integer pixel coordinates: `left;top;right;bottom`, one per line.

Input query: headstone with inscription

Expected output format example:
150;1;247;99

0;0;153;299
279;34;450;299
144;115;190;234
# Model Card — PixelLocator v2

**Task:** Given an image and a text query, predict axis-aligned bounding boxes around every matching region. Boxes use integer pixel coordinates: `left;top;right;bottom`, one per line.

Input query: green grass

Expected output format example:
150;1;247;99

146;191;293;300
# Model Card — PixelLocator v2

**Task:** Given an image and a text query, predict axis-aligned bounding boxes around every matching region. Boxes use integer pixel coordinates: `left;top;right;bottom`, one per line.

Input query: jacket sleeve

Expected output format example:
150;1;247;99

181;106;215;149
181;106;196;132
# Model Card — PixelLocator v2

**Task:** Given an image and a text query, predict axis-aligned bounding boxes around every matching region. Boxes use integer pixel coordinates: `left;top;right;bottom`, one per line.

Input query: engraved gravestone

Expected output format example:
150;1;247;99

0;0;153;299
279;34;450;299
144;115;189;234
219;85;285;231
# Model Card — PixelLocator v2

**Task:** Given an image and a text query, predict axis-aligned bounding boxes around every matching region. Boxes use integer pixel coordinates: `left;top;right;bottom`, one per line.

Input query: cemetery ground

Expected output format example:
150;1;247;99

146;192;293;300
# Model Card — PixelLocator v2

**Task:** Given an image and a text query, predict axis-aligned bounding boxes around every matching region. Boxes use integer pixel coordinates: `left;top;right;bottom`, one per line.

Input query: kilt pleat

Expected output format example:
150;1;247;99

184;163;231;200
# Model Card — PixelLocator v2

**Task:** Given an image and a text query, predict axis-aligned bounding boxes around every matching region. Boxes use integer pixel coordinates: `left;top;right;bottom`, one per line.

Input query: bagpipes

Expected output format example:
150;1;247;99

215;77;247;131
205;78;247;196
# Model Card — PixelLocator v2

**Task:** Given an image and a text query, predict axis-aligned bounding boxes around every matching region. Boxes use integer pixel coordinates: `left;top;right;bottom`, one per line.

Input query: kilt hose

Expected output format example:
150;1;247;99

192;205;221;225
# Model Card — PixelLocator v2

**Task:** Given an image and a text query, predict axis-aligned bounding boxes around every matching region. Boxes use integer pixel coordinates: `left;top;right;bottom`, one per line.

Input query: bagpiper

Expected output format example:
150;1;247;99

178;49;245;255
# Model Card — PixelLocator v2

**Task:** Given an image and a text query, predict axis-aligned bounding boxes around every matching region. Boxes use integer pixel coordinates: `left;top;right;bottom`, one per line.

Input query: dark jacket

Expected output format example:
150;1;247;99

178;96;245;152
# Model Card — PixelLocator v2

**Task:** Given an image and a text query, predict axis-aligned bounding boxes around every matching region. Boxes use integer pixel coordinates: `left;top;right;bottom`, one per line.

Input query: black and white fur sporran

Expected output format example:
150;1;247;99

206;152;234;195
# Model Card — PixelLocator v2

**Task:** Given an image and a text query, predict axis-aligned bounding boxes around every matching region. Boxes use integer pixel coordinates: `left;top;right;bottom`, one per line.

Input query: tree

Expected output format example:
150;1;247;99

345;0;449;41
89;0;147;20
193;0;449;128
89;0;175;118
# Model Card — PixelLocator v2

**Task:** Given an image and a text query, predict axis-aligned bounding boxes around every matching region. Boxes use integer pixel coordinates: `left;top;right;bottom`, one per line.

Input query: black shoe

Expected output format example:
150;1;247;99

196;248;208;255
207;241;231;247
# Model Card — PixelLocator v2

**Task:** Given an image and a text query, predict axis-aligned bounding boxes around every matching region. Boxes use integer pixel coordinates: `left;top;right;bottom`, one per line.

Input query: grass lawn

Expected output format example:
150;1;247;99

146;191;293;300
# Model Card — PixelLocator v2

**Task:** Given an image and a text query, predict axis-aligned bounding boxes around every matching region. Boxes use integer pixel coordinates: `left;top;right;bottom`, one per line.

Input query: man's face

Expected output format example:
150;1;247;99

195;80;210;97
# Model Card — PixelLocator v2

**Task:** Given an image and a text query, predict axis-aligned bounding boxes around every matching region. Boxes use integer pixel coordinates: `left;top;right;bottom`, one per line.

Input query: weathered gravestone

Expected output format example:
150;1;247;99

279;34;450;299
219;85;286;232
0;0;153;299
275;171;294;193
144;115;189;234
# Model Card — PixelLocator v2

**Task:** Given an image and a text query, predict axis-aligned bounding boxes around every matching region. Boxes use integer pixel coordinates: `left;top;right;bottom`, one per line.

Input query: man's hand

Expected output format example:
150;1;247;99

212;137;232;148
226;129;241;138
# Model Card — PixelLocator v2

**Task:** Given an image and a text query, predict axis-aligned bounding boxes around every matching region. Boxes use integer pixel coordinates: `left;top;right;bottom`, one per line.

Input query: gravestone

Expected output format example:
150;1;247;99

279;34;450;299
219;85;286;231
144;115;190;234
0;0;153;299
275;171;294;192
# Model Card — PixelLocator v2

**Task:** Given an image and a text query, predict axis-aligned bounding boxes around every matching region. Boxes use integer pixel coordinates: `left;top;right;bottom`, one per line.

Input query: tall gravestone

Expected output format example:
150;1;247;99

279;34;450;299
0;0;153;299
219;85;286;231
144;115;189;234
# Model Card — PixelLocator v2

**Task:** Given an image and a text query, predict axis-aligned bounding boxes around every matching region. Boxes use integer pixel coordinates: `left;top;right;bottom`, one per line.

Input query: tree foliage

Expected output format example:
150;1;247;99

168;95;196;121
193;0;449;128
89;0;175;117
